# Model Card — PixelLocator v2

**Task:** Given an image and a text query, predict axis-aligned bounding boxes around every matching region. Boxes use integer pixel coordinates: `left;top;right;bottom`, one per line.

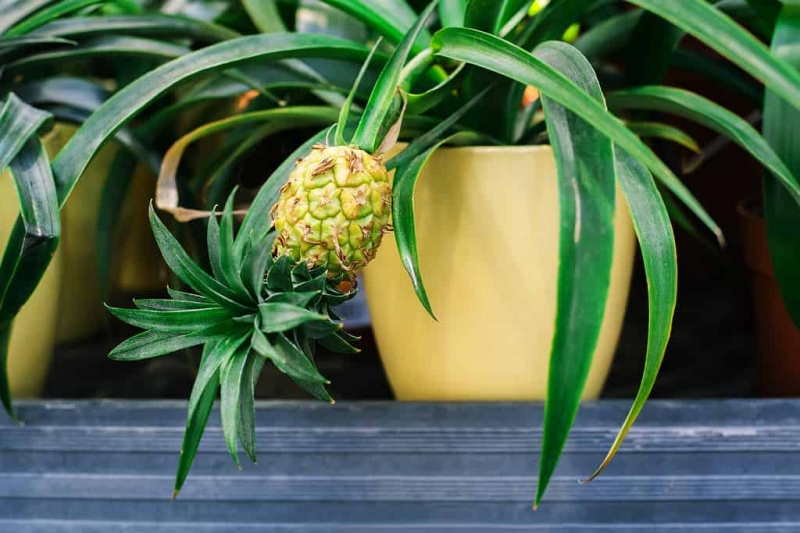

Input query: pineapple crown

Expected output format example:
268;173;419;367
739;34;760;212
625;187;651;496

107;190;358;495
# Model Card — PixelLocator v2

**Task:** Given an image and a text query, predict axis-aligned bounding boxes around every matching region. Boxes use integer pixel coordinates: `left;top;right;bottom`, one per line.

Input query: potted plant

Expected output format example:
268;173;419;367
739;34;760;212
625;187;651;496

3;0;799;509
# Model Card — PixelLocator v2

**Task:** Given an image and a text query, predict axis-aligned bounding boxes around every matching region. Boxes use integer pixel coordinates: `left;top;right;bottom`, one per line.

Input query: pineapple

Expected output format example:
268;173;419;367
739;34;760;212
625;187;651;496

271;144;392;280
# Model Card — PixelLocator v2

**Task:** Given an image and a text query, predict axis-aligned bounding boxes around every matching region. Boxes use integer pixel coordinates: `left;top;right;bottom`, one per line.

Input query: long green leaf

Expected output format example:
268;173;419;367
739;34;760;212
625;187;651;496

29;14;240;43
582;148;677;483
0;0;53;34
532;41;617;508
174;341;220;497
313;0;430;53
5;0;104;36
627;0;800;110
5;35;190;75
763;5;800;327
352;1;438;152
0;35;74;51
606;86;800;204
336;38;382;146
431;27;723;243
50;33;372;206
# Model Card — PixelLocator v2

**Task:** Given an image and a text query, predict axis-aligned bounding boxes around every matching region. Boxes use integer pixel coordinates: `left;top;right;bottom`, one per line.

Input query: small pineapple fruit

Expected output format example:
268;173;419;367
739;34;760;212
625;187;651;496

271;144;392;280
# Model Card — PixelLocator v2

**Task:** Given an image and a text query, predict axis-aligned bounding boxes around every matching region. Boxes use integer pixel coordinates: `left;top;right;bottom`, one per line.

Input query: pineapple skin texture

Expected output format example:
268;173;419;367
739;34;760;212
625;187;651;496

271;145;392;280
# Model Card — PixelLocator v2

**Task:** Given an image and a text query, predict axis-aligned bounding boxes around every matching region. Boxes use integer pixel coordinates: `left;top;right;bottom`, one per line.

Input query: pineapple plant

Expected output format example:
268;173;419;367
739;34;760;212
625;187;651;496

1;0;799;507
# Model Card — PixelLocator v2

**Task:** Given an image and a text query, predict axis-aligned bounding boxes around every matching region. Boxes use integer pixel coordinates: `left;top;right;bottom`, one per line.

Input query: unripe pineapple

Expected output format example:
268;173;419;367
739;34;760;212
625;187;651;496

271;144;392;280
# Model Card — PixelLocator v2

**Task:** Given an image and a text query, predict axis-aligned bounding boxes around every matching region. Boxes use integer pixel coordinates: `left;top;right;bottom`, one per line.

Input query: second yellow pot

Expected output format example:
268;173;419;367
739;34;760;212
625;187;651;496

364;146;636;400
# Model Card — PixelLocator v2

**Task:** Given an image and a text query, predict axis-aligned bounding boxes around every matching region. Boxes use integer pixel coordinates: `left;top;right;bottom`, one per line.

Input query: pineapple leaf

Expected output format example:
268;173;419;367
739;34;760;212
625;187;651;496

431;27;723;244
607;86;800;204
105;306;234;333
258;303;330;333
237;352;260;465
189;333;250;424
206;207;224;282
219;189;252;301
352;0;438;153
294;274;327;294
267;255;294;293
266;291;321;308
582;147;677;483
167;287;211;304
0;35;74;52
133;299;216;312
276;333;333;402
149;204;251;313
0;0;53;34
241;231;275;302
251;328;330;387
318;332;360;354
533;41;617;508
220;343;250;469
336;37;383;147
174;342;220;497
108;322;237;362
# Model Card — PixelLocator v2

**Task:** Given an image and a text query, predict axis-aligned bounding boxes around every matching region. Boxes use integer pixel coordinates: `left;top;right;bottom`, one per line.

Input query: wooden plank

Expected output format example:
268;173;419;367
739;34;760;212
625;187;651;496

1;400;799;530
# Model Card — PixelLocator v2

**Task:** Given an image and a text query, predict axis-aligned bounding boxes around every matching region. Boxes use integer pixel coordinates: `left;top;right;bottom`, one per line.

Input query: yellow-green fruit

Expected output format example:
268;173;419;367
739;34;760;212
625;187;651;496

271;144;392;280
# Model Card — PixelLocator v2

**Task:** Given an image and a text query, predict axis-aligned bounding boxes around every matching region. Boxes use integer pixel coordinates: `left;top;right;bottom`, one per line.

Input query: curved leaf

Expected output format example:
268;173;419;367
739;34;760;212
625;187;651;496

607;86;800;204
29;14;240;43
582;148;677;483
431;27;723;243
627;0;800;110
50;33;373;205
439;0;468;27
258;303;330;333
625;121;701;153
5;0;104;36
532;41;617;508
108;321;237;361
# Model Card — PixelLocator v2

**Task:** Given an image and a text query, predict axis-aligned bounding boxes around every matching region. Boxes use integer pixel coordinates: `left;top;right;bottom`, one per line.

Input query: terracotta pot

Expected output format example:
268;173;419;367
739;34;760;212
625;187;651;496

739;201;800;396
364;146;636;400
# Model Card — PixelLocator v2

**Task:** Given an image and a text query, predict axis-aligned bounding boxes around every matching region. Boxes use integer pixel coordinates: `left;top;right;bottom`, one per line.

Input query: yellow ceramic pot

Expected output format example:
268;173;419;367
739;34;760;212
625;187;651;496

0;169;62;398
364;146;636;400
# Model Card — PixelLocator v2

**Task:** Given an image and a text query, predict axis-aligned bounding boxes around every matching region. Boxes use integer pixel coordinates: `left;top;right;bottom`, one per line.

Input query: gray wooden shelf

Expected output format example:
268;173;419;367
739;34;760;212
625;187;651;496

1;399;799;531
